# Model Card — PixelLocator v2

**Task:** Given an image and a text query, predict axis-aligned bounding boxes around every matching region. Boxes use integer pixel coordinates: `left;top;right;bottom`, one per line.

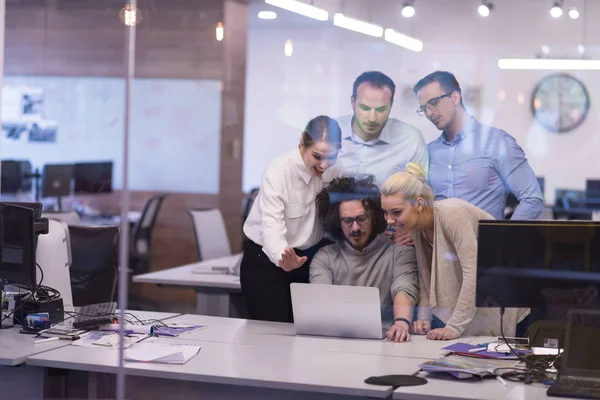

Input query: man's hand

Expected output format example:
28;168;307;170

386;320;411;342
412;319;431;335
278;248;308;272
426;327;458;341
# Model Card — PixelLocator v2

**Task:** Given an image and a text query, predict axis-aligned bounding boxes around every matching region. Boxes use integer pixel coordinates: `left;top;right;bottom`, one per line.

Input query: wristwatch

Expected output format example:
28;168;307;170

392;317;411;328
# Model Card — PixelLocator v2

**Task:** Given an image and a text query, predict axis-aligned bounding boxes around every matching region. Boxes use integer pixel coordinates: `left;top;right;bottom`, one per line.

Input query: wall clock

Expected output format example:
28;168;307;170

530;73;590;133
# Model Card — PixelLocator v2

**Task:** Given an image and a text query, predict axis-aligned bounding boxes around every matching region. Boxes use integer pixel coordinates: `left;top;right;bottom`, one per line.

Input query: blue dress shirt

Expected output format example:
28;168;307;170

428;116;543;220
326;116;429;187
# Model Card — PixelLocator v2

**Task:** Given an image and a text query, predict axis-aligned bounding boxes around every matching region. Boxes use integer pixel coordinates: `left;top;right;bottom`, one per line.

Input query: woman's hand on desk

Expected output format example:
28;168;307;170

412;319;431;335
386;321;411;342
425;327;458;341
279;248;308;272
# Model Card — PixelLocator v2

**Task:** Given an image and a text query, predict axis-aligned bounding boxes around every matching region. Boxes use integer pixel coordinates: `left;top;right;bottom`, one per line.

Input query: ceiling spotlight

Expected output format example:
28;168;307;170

401;1;415;18
478;2;493;17
578;44;585;54
258;11;277;19
550;0;563;18
568;8;579;19
541;45;550;55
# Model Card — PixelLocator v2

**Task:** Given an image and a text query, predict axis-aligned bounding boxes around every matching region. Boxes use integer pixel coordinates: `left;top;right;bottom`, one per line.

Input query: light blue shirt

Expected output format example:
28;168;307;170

326;115;429;186
428;116;543;220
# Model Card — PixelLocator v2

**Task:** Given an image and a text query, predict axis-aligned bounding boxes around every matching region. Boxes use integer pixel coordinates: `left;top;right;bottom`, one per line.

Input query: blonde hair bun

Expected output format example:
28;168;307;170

404;162;426;182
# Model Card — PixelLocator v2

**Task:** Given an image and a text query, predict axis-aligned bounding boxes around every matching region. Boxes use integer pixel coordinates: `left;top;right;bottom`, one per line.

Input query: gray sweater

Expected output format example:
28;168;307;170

309;234;419;308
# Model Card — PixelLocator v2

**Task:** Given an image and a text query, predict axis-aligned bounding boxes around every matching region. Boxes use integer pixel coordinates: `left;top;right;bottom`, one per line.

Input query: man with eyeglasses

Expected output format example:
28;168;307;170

326;71;429;187
413;71;543;221
310;175;419;342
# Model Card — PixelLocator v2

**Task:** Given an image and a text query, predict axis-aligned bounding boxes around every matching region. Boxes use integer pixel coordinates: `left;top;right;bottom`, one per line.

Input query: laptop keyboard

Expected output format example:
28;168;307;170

560;378;600;389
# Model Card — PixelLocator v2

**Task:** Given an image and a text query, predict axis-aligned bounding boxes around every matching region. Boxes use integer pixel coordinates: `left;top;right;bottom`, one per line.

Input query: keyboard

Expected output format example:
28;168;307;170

73;302;117;329
559;378;600;389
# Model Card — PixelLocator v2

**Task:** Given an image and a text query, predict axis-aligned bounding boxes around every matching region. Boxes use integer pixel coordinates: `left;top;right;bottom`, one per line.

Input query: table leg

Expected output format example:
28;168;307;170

195;291;231;317
88;371;98;399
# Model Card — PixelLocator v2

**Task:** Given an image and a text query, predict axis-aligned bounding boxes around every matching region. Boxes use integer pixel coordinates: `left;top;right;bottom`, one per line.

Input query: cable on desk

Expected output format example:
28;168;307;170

493;307;559;385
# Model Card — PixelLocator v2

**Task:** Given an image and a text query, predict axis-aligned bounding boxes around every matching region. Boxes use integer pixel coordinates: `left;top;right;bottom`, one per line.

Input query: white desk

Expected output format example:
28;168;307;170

0;309;178;399
155;314;476;360
133;256;242;317
27;336;427;399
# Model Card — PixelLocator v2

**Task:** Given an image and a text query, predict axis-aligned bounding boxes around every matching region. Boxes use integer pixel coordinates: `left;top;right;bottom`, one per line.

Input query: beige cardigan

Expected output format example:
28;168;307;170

413;198;529;337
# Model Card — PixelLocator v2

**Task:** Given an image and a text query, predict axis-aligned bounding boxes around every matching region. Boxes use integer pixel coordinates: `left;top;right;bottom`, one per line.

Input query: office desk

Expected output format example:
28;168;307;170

153;314;476;360
133;257;242;317
27;336;427;399
0;310;178;399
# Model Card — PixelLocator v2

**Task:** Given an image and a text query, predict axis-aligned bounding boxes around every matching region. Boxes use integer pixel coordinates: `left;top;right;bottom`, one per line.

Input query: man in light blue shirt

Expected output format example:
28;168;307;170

413;71;543;220
326;71;428;187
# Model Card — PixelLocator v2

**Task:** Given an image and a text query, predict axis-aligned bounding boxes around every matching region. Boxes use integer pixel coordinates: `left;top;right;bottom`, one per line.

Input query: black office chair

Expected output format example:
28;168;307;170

68;225;119;306
129;194;166;275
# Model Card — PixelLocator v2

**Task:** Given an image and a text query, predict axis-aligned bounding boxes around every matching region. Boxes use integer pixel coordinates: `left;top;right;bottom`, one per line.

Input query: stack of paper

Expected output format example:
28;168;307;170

153;324;206;337
124;343;201;364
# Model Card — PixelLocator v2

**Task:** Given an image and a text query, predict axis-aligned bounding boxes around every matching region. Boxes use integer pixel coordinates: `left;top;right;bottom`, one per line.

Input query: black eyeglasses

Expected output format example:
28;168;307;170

340;214;369;228
416;92;452;116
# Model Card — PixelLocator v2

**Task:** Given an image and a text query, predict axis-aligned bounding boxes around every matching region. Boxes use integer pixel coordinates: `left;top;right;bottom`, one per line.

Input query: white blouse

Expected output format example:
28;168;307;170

243;148;324;266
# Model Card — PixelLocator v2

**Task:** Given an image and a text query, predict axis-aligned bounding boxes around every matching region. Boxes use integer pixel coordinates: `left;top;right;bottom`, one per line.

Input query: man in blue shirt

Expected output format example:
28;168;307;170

326;71;428;187
413;71;543;220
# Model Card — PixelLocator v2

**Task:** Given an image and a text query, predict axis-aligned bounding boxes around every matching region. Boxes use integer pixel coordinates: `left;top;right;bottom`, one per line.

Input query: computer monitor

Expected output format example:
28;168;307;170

42;164;73;198
476;220;600;321
73;162;113;194
1;160;32;193
586;180;600;199
0;203;37;292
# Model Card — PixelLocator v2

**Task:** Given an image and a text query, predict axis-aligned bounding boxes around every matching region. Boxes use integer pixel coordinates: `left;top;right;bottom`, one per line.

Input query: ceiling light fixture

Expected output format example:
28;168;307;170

333;13;383;37
258;11;277;19
384;29;423;52
478;1;493;17
284;39;293;57
216;22;224;41
550;0;563;18
264;0;328;21
568;8;579;19
401;1;415;18
577;44;585;54
498;58;600;70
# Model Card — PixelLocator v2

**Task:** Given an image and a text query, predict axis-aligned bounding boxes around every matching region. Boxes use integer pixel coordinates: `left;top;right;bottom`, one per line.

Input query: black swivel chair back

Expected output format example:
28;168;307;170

130;194;166;274
68;225;119;306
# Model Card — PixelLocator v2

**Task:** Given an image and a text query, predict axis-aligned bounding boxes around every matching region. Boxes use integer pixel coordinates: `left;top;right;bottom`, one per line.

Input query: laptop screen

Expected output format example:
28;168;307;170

563;309;600;373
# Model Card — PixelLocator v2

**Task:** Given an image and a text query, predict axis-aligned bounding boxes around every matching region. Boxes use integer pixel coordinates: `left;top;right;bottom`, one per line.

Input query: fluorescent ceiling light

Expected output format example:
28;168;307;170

498;58;600;70
333;13;383;37
384;29;423;52
265;0;328;21
258;11;277;19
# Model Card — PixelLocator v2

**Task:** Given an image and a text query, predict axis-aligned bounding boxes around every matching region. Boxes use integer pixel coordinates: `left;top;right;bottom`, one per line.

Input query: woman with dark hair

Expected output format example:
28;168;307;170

241;115;342;323
310;175;419;342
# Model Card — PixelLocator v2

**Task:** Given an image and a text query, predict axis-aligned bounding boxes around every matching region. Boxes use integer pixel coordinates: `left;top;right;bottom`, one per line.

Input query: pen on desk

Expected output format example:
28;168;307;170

468;347;487;353
35;337;60;344
496;375;508;387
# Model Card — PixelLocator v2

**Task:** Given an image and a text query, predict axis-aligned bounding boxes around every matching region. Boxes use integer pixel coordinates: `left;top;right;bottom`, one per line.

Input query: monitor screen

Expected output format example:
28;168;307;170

0;203;36;290
73;162;113;194
1;160;32;194
42;164;74;198
586;180;600;199
476;220;600;321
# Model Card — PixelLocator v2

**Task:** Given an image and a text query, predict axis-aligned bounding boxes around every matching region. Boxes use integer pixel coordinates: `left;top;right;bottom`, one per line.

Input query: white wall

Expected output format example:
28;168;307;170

1;76;222;194
243;0;600;204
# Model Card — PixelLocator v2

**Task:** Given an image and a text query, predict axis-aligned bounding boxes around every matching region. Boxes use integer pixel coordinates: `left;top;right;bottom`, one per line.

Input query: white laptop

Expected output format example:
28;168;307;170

191;253;242;275
290;283;385;340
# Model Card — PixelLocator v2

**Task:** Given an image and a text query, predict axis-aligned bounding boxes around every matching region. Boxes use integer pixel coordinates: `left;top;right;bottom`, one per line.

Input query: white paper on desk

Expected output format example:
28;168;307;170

124;343;201;364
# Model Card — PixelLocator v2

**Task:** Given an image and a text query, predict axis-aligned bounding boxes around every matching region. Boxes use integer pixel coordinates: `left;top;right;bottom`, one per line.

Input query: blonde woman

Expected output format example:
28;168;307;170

380;162;528;339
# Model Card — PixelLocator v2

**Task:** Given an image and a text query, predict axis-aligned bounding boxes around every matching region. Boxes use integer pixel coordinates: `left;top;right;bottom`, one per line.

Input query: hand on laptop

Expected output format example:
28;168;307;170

386;321;411;342
426;327;458;341
279;248;308;272
412;319;431;335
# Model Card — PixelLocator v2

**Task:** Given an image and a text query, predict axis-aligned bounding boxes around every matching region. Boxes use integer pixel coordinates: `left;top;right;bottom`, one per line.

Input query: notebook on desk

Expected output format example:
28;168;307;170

290;283;386;340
